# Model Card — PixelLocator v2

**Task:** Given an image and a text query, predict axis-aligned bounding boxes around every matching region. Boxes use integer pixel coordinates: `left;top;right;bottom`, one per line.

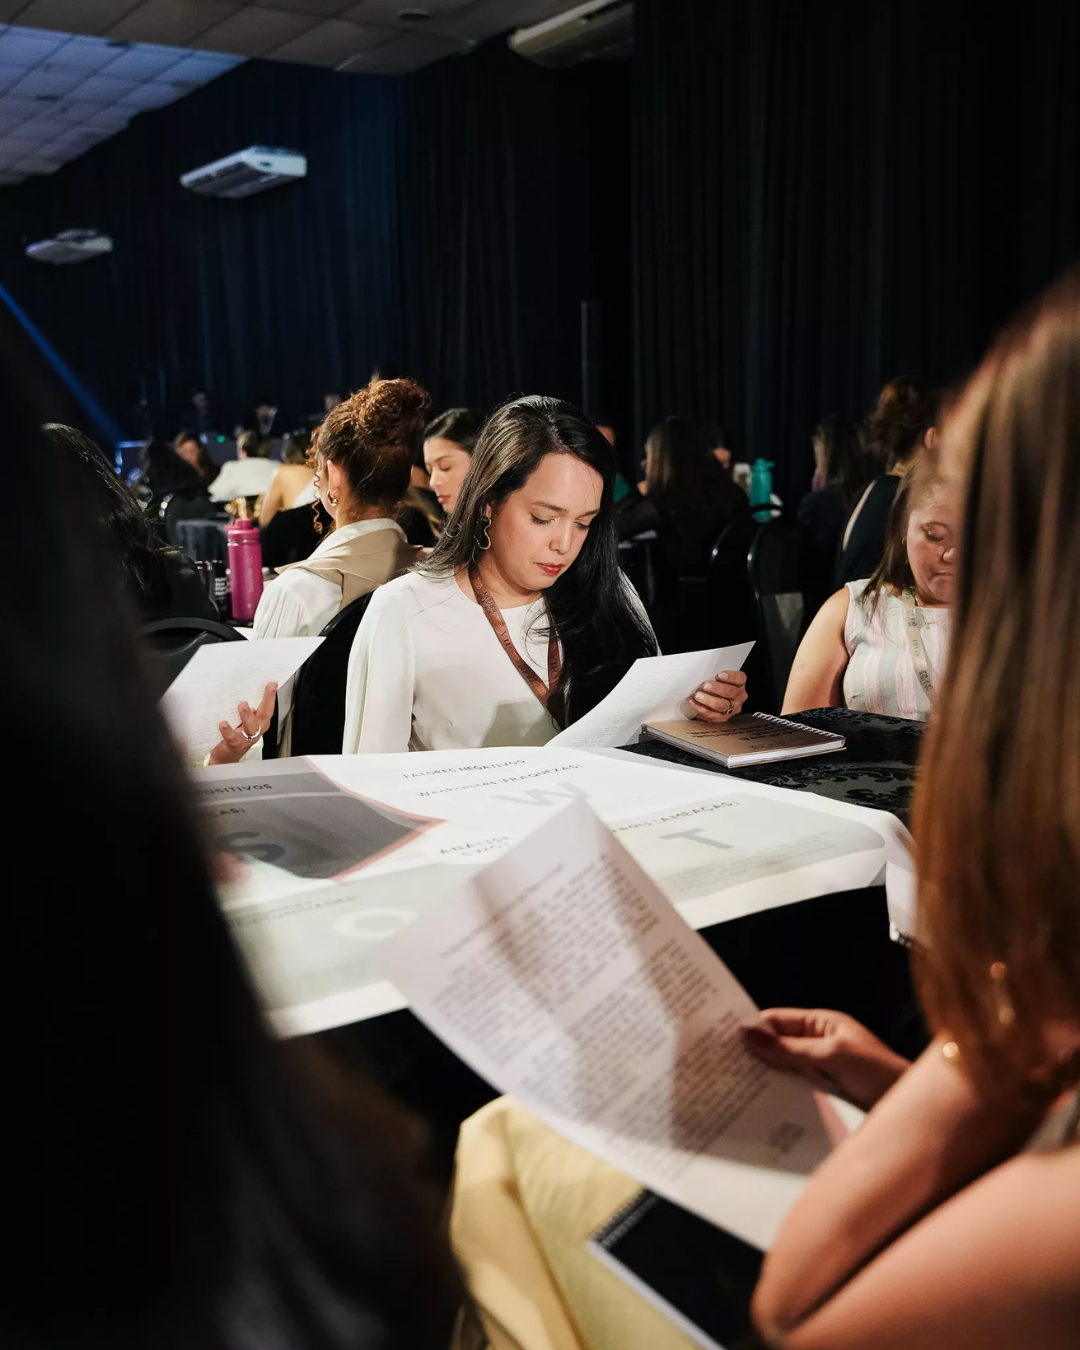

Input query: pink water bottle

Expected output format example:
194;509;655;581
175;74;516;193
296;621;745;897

225;518;264;621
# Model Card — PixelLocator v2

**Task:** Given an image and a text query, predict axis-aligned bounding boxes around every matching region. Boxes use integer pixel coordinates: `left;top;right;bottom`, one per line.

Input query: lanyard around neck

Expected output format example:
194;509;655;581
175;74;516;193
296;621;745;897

901;588;935;698
468;563;562;719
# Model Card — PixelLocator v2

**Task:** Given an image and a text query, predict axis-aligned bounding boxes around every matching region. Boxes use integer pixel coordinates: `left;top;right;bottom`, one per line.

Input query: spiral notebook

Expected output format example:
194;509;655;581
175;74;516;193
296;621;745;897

588;1190;766;1350
642;713;845;768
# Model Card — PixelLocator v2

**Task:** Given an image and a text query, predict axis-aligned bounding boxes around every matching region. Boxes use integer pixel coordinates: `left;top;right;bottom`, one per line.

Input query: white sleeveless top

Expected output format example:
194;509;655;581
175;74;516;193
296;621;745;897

842;580;951;722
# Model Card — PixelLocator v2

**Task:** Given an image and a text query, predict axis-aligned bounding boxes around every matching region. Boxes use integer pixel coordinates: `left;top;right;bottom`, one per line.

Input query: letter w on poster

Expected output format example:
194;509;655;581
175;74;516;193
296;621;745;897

381;800;851;1252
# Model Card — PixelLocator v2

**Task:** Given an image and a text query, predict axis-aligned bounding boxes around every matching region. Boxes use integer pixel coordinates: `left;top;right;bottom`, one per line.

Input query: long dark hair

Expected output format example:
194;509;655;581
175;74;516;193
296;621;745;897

812;415;875;508
13;388;458;1343
644;416;748;520
425;395;658;723
424;407;484;453
45;423;172;606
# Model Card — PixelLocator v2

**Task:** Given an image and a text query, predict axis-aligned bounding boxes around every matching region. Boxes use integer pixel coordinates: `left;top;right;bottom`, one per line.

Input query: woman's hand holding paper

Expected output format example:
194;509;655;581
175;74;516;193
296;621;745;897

689;669;748;722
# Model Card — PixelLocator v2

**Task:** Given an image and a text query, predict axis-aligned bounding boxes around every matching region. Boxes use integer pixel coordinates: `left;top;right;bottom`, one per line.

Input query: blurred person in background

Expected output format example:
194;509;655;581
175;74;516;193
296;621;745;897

46;422;276;767
235;393;279;440
798;416;877;613
6;368;461;1350
618;416;748;576
209;429;278;504
259;430;316;527
784;460;956;721
836;376;940;586
173;428;217;483
422;406;484;517
747;267;1080;1350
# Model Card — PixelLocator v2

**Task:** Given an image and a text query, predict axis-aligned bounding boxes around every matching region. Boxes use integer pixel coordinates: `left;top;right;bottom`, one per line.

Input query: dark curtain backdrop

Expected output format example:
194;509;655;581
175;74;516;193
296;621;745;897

633;0;1080;498
0;43;631;443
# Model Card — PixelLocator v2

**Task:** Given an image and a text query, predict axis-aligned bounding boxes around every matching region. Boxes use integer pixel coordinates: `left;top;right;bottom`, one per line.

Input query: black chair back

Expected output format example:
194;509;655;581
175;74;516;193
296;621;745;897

747;514;809;711
289;592;375;756
141;615;245;694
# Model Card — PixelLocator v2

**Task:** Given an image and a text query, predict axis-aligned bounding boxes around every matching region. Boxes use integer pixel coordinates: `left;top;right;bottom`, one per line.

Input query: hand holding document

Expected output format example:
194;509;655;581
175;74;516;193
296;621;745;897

380;798;846;1250
161;636;323;762
547;642;754;749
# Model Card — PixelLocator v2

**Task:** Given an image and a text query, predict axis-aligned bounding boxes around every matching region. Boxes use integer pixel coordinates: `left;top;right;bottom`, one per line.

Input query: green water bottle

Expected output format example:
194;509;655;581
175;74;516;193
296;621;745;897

750;458;774;520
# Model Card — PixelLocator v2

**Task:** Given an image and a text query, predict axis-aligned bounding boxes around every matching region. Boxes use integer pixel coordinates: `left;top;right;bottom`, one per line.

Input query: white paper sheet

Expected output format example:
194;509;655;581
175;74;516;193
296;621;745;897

547;642;755;748
885;861;917;944
161;636;322;762
380;800;846;1250
212;747;911;1030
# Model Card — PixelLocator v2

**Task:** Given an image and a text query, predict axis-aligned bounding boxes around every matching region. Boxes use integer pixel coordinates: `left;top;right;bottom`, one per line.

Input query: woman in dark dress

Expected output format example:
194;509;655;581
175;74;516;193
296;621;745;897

798;415;876;614
835;377;940;587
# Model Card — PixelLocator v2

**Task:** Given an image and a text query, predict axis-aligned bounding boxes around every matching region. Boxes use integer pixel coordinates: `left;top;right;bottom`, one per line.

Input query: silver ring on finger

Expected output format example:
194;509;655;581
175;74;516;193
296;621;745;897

241;725;262;742
726;698;735;715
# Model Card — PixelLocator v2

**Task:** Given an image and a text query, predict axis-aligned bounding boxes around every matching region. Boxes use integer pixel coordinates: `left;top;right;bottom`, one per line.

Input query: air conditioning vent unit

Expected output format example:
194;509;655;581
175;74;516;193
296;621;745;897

25;228;113;264
508;0;632;69
180;146;306;200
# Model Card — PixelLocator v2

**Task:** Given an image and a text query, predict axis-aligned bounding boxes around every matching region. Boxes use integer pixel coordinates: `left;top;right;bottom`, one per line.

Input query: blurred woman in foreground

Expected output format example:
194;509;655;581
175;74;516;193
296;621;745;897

746;268;1080;1348
5;373;459;1347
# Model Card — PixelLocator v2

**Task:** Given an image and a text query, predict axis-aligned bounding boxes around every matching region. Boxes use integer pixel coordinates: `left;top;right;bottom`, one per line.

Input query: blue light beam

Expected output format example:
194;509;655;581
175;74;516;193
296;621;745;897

0;278;122;446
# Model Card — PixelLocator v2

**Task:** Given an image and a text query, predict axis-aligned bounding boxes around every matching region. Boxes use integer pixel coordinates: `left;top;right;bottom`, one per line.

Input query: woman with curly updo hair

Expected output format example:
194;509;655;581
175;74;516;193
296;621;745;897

253;377;429;744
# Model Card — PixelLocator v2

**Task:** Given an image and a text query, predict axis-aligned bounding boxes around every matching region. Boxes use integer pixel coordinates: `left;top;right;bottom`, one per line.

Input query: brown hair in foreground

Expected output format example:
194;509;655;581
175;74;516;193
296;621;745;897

913;266;1080;1093
313;376;430;509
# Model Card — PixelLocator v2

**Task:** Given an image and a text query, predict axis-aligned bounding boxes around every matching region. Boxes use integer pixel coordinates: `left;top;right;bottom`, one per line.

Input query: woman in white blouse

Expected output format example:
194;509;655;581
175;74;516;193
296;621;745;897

254;377;428;750
783;459;959;720
343;395;749;754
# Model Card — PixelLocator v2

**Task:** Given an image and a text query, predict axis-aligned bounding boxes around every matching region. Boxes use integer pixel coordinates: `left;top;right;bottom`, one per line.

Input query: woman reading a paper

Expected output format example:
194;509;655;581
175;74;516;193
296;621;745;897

744;270;1080;1348
781;458;958;721
343;397;747;753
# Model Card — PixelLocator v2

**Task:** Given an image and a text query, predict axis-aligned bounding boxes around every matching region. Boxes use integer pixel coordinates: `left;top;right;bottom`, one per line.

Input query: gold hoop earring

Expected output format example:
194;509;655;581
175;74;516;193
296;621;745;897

328;493;338;507
475;516;491;552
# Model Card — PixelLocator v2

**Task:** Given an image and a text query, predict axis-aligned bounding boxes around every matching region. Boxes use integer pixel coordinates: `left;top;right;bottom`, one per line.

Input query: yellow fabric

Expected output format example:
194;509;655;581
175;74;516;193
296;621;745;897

451;1097;699;1350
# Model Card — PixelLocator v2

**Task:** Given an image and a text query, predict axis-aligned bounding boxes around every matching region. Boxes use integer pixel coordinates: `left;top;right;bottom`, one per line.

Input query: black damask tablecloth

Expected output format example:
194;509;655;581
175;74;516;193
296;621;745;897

622;707;924;823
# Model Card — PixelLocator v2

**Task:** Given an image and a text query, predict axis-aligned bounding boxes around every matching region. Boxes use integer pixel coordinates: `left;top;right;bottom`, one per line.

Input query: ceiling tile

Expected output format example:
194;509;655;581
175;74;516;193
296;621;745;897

431;0;576;39
8;67;85;97
119;78;182;105
69;71;140;100
99;44;184;77
0;95;38;124
40;36;123;72
257;0;351;15
155;49;238;79
0;25;65;62
11;154;62;171
342;0;464;23
191;6;316;55
11;0;144;35
266;16;394;66
106;0;239;46
339;27;467;73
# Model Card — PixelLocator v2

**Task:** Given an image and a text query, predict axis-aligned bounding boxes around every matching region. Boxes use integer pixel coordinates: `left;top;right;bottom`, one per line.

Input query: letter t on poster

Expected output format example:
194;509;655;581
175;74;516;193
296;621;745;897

380;800;842;1250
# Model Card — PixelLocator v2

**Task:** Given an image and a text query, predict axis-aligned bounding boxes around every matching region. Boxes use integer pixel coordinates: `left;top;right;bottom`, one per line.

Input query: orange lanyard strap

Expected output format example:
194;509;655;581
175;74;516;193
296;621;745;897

468;563;562;715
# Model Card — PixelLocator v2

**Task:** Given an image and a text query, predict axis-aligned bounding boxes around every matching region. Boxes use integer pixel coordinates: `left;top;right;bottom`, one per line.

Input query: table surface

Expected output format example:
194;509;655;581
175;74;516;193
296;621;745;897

318;708;927;1176
623;706;924;823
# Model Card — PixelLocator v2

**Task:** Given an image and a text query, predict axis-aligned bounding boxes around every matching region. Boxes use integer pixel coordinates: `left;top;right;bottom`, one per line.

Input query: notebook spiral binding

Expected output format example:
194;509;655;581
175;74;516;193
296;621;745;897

591;1191;659;1247
750;713;839;739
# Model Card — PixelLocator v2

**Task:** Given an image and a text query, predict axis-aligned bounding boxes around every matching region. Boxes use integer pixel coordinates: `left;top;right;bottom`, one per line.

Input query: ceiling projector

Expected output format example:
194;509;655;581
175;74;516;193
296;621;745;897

25;229;113;265
180;146;307;199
